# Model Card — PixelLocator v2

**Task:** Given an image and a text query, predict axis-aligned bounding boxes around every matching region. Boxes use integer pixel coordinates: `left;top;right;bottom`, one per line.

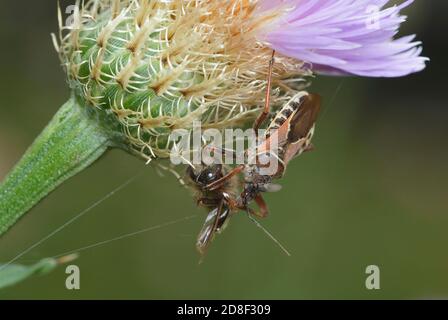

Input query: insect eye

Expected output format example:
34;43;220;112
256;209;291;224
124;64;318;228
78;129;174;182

197;169;215;184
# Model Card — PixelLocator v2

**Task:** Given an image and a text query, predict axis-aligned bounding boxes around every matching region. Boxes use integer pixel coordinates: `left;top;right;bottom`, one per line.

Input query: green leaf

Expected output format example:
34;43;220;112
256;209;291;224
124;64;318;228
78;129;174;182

0;254;78;289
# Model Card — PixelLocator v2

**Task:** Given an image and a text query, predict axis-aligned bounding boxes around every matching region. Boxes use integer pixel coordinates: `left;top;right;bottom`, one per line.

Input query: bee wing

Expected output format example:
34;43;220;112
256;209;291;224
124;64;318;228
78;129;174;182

261;183;283;193
196;201;231;255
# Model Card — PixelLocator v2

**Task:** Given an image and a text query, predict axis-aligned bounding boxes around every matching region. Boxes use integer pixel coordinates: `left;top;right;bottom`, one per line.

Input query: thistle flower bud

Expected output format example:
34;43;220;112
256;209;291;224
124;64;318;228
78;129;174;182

53;0;308;160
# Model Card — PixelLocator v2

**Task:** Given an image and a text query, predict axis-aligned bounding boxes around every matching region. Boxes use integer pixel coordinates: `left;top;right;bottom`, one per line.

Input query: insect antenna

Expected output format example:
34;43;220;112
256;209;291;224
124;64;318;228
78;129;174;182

246;214;291;257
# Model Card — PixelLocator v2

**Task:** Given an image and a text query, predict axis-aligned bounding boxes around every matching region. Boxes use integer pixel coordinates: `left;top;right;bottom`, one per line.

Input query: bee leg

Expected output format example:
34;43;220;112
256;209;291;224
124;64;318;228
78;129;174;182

254;194;269;218
197;197;217;207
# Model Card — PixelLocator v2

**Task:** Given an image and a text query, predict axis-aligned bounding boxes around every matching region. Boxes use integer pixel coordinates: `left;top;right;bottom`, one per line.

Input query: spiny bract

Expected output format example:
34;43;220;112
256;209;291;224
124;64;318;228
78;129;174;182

53;0;310;161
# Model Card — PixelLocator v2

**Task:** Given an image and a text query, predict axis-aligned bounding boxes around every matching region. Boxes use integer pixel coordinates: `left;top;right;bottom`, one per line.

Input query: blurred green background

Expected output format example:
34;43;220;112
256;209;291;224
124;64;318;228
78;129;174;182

0;1;447;299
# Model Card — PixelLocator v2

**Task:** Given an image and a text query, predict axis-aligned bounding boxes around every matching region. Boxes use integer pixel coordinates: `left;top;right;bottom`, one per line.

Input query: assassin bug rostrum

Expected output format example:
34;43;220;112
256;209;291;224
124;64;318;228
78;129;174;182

187;51;321;255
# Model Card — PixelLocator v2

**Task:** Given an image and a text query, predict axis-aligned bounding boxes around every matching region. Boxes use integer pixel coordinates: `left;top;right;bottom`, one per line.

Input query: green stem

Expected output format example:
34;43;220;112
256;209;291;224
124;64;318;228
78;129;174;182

0;97;118;236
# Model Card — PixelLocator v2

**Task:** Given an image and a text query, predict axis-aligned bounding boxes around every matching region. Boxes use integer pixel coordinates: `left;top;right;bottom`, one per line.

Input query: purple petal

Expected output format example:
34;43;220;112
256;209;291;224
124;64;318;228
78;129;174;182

256;0;428;77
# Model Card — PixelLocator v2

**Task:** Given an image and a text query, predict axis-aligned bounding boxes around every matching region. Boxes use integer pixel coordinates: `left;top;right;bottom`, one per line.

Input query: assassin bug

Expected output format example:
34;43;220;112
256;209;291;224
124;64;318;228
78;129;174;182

205;51;321;218
238;91;321;215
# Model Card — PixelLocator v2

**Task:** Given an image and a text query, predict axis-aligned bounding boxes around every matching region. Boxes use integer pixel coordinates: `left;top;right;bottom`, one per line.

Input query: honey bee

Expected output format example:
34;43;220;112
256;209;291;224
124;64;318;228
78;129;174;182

186;164;240;255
